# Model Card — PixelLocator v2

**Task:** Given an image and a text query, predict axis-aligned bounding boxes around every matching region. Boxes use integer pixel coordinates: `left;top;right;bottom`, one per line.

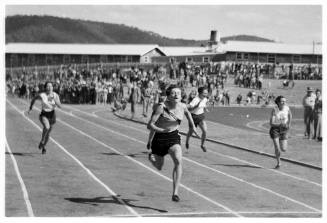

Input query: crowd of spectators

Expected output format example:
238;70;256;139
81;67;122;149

6;61;322;112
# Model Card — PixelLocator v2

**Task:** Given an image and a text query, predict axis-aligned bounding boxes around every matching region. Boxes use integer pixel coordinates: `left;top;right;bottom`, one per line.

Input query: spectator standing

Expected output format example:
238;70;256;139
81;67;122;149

129;81;140;119
302;87;316;139
142;81;154;117
313;89;322;141
107;82;114;104
236;93;243;105
102;84;108;106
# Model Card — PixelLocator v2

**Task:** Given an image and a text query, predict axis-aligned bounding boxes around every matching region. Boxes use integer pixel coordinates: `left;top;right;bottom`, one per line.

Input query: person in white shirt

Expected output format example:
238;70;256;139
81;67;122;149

269;95;292;169
28;82;62;154
185;86;209;152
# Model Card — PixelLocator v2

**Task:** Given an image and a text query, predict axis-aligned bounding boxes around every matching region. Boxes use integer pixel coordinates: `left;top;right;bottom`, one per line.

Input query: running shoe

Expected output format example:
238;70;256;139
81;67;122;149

38;142;43;150
42;148;46;154
172;195;180;202
201;145;207;152
185;142;189;149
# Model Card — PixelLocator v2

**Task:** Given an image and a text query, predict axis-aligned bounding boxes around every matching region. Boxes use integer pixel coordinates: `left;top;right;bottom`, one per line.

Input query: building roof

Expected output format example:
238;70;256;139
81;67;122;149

158;46;218;56
222;41;322;55
5;41;322;57
5;43;163;56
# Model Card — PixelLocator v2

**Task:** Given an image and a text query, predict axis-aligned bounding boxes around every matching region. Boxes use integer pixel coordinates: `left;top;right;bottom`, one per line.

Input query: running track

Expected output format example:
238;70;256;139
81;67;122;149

5;97;322;217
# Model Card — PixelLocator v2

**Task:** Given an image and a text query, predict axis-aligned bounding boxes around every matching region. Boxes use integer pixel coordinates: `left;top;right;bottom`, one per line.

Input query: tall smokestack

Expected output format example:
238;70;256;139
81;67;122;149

209;30;218;45
207;30;220;52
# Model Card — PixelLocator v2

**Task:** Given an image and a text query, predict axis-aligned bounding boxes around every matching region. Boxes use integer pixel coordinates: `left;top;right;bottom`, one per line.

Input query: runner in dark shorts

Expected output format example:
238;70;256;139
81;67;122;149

269;126;288;140
186;87;209;152
269;95;292;169
191;113;205;127
151;130;181;157
39;110;56;125
28;82;62;154
147;84;199;202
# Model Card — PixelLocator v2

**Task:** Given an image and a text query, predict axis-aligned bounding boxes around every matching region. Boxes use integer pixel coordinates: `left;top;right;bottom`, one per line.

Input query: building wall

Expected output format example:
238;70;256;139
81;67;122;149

225;51;322;64
6;50;322;68
5;53;141;67
152;54;218;64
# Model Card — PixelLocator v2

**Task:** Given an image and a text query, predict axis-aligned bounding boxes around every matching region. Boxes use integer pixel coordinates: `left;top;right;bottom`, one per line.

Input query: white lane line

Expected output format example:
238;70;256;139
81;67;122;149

90;105;322;187
58;106;322;213
65;105;142;131
110;211;321;217
62;105;322;187
14;100;322;213
91;108;111;116
207;150;322;187
206;119;265;136
183;157;321;213
9;99;241;217
7;100;141;217
56;117;242;217
5;140;35;217
246;120;270;132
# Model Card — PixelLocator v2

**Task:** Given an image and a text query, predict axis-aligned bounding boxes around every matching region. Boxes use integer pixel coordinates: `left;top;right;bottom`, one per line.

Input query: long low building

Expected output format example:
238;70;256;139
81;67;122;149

5;40;322;68
153;41;322;64
5;43;166;67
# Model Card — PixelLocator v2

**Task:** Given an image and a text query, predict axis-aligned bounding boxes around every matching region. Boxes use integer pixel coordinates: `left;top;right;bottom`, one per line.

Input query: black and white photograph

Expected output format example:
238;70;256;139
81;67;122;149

2;0;325;220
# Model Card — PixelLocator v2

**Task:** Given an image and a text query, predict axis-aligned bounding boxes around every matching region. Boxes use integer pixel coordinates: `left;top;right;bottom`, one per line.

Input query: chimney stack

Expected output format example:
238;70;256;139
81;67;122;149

209;30;218;45
207;30;220;52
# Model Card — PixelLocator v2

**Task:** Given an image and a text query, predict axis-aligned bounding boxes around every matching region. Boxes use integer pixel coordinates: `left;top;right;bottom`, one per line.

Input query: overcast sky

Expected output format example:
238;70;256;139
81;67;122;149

5;4;322;44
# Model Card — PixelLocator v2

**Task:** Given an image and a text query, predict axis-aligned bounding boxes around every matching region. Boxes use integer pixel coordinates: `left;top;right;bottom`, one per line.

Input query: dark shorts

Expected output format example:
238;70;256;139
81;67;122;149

269;126;289;140
191;113;205;127
151;130;181;157
40;110;56;125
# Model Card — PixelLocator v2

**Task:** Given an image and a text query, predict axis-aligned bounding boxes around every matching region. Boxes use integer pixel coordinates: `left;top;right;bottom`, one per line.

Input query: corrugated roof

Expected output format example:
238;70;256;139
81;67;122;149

222;41;322;55
5;43;161;56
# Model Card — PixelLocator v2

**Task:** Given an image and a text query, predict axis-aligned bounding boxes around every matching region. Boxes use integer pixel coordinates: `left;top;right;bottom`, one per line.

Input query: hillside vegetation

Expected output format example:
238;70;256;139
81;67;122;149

6;15;274;45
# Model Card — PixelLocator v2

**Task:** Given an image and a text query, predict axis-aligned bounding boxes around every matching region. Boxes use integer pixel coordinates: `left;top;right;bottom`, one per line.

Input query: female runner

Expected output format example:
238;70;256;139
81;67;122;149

269;95;292;168
28;82;62;154
147;84;199;202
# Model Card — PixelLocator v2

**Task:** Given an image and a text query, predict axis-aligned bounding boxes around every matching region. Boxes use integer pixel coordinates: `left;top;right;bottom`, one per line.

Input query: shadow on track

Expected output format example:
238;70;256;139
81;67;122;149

5;152;37;157
100;152;148;158
65;196;168;213
100;152;121;156
212;163;262;169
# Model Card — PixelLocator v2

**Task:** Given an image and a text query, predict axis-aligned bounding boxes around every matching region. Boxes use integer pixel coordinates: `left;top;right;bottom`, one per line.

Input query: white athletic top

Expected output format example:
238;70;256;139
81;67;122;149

40;92;60;112
272;105;290;125
189;96;208;115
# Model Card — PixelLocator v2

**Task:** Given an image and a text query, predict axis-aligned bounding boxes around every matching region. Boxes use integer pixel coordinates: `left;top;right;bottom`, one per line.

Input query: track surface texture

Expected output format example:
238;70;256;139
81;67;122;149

5;96;323;218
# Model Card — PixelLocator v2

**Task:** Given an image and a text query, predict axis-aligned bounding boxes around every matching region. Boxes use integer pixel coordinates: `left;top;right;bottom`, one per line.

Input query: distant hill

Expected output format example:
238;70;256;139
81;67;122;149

6;15;274;45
